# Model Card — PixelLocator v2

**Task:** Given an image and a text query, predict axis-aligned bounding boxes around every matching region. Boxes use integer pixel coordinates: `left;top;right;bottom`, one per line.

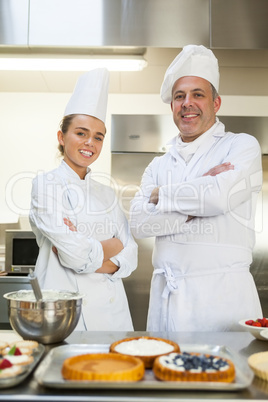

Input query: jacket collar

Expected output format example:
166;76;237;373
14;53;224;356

167;118;226;161
59;160;92;182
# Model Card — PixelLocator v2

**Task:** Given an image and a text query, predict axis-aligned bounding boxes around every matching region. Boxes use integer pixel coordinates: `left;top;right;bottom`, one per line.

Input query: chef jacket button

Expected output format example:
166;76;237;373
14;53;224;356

109;297;114;303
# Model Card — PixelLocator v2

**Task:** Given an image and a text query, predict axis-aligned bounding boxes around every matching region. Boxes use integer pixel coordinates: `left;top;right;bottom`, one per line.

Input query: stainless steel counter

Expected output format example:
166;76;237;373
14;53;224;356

1;330;268;401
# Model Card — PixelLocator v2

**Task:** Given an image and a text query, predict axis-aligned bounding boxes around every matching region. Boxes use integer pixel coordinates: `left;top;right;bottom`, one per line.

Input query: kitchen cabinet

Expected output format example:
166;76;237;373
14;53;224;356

0;0;29;46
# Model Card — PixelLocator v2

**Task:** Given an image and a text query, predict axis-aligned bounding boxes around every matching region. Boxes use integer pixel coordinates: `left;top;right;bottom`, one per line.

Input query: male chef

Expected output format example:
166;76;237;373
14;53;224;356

130;44;263;331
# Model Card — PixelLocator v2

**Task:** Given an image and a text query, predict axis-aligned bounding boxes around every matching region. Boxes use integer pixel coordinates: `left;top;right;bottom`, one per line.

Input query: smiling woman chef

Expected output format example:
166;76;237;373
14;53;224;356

30;68;137;331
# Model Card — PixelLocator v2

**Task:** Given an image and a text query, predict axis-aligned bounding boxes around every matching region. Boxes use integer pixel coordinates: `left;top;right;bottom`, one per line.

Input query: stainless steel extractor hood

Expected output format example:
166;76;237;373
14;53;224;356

1;0;267;50
0;0;209;48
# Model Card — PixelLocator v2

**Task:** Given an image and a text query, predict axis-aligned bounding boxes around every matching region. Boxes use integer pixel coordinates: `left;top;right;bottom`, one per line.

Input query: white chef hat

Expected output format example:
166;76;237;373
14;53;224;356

64;68;109;124
160;45;220;104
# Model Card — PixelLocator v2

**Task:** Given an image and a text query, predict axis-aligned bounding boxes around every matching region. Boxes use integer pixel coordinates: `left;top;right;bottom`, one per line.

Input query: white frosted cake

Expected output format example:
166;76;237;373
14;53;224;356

114;338;175;356
110;337;180;368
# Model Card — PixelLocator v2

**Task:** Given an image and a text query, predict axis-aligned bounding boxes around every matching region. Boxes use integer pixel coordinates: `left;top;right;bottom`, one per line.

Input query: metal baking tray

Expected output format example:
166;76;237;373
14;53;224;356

34;343;253;391
0;344;45;389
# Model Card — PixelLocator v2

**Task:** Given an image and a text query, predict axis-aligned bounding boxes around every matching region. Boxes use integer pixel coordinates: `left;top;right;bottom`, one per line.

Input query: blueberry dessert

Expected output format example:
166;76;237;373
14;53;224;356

153;352;235;382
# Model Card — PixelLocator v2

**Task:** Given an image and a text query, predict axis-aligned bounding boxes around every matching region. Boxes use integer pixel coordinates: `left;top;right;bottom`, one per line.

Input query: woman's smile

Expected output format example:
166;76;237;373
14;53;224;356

79;149;93;158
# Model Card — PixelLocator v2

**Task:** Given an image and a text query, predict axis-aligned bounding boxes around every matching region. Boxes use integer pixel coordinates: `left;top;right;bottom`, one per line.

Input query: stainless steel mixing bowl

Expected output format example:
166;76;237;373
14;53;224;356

3;289;84;344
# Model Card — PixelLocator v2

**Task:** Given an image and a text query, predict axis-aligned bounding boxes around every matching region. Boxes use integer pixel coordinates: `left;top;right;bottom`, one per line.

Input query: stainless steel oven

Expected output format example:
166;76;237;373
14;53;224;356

5;230;39;274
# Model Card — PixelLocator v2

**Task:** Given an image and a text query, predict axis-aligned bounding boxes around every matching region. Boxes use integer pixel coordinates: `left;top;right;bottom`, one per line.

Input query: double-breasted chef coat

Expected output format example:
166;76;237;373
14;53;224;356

30;161;137;331
130;119;263;332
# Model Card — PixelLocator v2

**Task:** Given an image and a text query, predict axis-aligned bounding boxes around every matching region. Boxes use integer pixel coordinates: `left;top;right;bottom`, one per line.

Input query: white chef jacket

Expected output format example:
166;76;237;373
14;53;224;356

30;161;137;331
130;119;263;332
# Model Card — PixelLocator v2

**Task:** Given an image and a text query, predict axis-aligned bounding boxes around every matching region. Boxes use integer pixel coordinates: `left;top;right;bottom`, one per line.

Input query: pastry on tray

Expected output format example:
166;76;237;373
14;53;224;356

0;341;8;353
153;351;236;382
248;351;268;381
110;336;180;368
1;344;34;366
0;340;39;379
61;353;145;381
0;359;23;378
8;340;38;350
2;346;32;356
3;354;34;366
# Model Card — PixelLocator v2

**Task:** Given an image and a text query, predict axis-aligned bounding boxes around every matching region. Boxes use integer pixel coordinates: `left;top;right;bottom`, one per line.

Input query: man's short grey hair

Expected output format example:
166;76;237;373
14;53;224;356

211;84;219;100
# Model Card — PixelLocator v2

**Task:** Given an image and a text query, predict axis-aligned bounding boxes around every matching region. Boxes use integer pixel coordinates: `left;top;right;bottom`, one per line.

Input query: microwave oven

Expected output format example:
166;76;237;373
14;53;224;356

5;230;39;274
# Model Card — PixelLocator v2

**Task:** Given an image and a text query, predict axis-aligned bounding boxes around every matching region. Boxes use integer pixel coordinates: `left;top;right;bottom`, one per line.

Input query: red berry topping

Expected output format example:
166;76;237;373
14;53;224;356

0;359;13;370
14;347;22;356
8;345;22;356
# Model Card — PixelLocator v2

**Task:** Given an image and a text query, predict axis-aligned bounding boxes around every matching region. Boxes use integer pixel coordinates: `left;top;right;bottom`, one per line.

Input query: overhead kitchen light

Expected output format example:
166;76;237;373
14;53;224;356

0;55;147;72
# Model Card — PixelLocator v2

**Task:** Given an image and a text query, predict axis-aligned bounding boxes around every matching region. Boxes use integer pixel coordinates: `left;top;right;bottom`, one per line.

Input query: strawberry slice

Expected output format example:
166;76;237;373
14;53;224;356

8;345;22;356
0;359;13;370
14;347;22;356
